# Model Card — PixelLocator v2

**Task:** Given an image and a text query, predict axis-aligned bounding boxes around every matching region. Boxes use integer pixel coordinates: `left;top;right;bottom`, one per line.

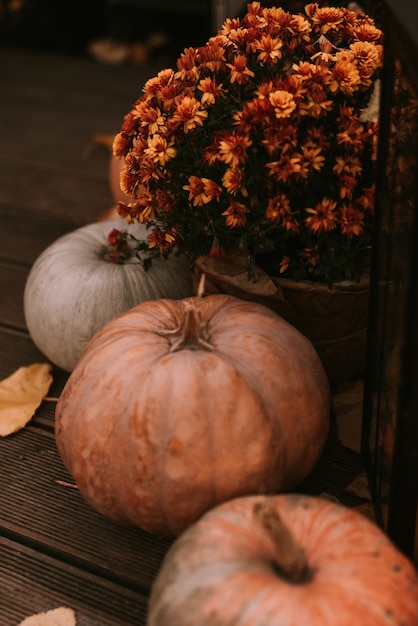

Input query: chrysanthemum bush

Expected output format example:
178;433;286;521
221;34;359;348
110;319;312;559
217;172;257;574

112;1;383;285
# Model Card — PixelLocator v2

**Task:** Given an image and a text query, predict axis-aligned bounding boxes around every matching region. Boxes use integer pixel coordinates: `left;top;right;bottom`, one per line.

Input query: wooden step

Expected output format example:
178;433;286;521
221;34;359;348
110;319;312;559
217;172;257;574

0;426;171;590
0;535;148;626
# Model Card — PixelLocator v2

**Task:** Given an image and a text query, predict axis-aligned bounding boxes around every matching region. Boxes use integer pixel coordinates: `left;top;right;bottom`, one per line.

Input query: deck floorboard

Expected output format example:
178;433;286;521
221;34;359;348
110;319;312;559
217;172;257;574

0;45;366;625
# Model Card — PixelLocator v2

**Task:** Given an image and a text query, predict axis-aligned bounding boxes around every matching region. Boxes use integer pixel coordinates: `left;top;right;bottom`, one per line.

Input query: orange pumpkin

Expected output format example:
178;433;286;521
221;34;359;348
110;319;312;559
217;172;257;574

55;294;330;536
148;494;418;626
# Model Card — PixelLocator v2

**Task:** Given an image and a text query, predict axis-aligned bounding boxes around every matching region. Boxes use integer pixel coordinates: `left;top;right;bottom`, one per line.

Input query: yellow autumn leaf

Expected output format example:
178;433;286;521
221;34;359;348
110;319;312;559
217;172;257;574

17;607;76;626
0;363;53;437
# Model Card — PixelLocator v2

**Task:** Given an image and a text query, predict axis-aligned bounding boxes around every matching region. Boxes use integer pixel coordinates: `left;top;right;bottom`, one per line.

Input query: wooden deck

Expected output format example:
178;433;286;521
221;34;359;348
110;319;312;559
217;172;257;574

0;46;365;625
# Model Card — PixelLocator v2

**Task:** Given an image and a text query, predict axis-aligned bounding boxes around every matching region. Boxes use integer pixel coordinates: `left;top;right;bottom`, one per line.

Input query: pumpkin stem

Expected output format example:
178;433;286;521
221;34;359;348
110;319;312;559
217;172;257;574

196;272;206;298
157;300;214;352
254;499;312;584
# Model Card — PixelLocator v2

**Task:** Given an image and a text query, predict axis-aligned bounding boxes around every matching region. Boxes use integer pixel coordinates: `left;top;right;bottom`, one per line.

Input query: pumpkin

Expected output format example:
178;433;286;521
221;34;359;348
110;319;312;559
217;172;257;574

24;219;193;372
55;292;330;536
109;154;131;204
148;493;418;626
95;155;131;221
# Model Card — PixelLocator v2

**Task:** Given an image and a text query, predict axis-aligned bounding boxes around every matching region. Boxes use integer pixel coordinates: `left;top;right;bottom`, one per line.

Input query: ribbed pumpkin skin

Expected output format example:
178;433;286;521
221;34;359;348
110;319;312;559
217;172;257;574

148;494;418;626
55;295;330;536
24;219;193;371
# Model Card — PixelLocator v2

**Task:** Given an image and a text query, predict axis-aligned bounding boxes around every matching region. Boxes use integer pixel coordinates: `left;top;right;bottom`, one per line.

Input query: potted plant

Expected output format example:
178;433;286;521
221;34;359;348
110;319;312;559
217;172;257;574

110;1;383;382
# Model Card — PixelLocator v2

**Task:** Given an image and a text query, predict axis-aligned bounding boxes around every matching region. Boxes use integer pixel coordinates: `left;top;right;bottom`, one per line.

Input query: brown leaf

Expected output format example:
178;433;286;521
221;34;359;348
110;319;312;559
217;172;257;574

344;471;372;499
353;501;377;523
0;364;53;436
17;607;76;626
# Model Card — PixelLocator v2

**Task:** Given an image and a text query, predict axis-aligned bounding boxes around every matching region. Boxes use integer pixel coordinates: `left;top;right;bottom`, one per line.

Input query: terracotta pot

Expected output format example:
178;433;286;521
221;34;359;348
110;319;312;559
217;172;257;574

194;254;370;385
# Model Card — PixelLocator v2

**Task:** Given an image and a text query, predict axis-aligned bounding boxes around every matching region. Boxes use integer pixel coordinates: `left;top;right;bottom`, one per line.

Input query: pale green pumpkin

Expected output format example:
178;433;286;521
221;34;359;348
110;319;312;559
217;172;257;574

24;219;193;371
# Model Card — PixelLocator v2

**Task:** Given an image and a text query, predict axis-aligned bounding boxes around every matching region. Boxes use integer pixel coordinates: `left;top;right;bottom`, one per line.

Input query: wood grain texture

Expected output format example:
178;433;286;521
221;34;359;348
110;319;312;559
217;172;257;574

0;45;367;625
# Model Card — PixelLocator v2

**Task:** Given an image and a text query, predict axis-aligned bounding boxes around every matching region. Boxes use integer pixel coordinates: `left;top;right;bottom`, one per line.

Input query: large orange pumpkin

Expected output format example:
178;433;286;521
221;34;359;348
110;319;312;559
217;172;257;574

148;494;418;626
55;294;330;536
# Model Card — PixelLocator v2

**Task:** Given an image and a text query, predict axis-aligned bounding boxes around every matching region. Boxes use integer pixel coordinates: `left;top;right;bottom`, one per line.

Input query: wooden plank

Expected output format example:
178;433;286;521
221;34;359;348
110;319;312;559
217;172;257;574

297;418;365;505
0;205;78;265
0;47;152;169
0;47;150;108
0;47;153;222
0;326;68;429
0;261;27;330
0;536;148;626
0;426;171;588
0;160;113;224
0;326;64;380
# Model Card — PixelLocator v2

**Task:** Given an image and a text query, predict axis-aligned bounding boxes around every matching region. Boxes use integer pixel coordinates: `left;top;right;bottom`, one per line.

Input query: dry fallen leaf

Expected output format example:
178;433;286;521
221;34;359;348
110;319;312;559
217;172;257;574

0;363;53;436
353;501;377;523
344;471;372;499
17;607;76;626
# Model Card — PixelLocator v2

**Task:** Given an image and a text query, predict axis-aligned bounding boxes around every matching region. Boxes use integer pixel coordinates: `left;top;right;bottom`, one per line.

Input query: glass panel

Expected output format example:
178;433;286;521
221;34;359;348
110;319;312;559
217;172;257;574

365;53;418;554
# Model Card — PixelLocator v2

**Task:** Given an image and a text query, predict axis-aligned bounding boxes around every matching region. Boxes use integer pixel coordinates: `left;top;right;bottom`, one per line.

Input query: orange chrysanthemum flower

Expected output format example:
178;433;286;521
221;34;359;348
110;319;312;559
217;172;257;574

266;194;300;233
175;48;200;82
279;255;291;273
198;77;225;106
172;96;208;132
112;132;130;157
226;55;255;85
145;135;176;166
147;227;178;254
120;191;156;224
154;189;174;214
340;204;365;237
338;174;358;200
300;145;325;173
218;133;252;168
287;13;312;41
222;168;248;196
143;68;175;96
305;198;338;233
309;6;345;34
183;175;222;206
114;1;382;283
350;41;382;87
222;201;249;228
134;105;165;135
300;84;334;117
255;34;283;65
269;90;297;118
333;155;363;177
354;22;383;43
266;154;302;182
328;59;361;95
262;123;298;157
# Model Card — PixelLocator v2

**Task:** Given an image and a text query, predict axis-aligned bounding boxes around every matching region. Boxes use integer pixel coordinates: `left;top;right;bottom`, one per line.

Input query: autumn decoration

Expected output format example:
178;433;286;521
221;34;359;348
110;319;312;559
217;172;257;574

55;291;330;536
23;219;193;372
0;364;52;436
112;1;383;286
17;607;76;626
148;493;418;626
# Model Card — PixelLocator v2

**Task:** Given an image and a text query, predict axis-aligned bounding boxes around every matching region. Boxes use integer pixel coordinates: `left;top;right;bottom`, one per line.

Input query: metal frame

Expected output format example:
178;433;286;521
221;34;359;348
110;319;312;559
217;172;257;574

362;0;418;561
